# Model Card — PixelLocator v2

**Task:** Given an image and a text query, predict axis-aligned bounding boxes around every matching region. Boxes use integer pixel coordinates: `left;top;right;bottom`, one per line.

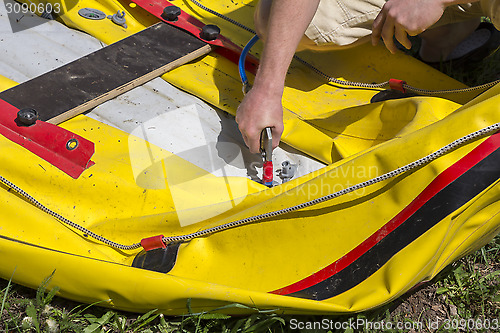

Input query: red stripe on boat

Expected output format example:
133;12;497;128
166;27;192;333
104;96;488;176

271;131;500;295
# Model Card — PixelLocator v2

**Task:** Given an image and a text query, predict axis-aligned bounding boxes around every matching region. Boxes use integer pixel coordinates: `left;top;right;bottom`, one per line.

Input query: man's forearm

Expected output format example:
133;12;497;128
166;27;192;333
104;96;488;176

253;0;320;95
235;0;320;153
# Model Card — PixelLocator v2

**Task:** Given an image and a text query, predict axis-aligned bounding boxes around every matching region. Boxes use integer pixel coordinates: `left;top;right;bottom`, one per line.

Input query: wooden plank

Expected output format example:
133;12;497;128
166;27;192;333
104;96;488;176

0;23;212;124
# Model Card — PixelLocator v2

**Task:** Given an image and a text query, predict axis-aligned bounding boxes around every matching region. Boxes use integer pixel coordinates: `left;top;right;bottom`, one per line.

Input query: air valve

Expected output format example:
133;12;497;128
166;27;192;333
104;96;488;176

108;11;127;29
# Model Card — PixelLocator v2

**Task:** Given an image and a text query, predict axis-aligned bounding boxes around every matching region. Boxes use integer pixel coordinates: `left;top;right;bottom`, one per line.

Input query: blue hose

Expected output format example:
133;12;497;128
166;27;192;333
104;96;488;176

238;35;260;88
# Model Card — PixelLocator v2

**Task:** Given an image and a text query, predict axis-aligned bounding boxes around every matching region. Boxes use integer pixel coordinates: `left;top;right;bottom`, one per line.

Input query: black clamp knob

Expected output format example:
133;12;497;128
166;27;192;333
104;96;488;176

162;6;181;21
200;24;220;41
16;108;39;126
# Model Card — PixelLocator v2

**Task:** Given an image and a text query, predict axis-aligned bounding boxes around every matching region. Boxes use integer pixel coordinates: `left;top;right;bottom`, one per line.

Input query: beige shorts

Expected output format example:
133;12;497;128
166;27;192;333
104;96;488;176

305;0;485;46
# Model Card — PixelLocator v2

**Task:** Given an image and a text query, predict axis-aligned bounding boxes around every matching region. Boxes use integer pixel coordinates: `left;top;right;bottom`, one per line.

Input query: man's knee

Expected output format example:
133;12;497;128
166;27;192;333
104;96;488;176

253;0;369;51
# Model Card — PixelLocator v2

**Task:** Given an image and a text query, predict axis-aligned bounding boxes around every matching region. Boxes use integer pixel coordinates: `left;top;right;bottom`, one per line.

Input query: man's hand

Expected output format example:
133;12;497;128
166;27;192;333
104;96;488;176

236;86;284;154
371;0;447;53
235;0;320;154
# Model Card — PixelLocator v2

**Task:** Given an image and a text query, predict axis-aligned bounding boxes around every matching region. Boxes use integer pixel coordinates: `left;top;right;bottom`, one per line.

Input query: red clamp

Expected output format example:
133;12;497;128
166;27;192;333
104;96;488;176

389;79;407;93
141;235;167;251
263;161;273;186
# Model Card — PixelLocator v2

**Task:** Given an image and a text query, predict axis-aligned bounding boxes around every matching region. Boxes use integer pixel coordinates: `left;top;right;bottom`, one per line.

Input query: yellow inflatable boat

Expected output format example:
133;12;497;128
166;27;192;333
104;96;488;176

0;0;499;315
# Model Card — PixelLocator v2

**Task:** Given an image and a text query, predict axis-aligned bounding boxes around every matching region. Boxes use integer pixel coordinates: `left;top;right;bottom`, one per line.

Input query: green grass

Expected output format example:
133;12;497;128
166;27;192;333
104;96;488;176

1;28;499;333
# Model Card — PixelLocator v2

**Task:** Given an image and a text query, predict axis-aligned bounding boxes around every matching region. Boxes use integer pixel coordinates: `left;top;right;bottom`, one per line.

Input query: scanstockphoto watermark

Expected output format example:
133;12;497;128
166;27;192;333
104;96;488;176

266;164;380;200
288;318;423;331
288;317;500;331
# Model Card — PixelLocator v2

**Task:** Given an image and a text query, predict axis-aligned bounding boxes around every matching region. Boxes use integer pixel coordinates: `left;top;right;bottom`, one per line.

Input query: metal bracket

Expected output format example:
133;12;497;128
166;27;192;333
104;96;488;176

131;0;259;75
0;99;94;179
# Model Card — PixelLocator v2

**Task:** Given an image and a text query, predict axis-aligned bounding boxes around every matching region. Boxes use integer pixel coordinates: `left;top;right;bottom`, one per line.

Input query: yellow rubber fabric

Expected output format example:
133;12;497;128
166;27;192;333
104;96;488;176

0;0;499;315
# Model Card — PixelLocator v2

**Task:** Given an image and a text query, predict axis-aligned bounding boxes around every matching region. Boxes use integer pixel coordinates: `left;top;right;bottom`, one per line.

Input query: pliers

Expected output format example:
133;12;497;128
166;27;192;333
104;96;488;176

260;127;273;187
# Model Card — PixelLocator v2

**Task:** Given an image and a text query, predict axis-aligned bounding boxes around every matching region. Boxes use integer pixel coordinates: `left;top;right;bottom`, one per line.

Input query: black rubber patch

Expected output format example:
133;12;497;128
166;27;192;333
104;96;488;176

370;89;418;103
132;243;180;274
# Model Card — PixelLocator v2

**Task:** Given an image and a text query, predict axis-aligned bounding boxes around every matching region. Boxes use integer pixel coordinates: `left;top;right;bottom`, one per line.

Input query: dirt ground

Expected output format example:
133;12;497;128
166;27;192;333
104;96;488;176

387;259;500;333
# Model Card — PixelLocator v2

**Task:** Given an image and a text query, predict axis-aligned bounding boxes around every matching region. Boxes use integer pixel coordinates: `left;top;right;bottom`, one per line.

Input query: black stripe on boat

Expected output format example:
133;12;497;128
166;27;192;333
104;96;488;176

274;135;500;300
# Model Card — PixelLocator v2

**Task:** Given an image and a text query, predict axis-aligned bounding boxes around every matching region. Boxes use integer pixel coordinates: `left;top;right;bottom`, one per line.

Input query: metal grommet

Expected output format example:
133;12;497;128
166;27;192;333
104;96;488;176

66;138;79;151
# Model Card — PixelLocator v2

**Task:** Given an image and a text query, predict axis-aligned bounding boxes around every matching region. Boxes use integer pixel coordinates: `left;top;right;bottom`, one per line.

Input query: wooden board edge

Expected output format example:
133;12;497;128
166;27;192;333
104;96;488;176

48;44;214;125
